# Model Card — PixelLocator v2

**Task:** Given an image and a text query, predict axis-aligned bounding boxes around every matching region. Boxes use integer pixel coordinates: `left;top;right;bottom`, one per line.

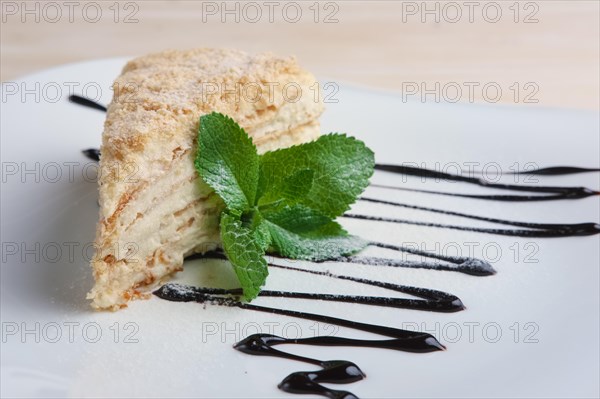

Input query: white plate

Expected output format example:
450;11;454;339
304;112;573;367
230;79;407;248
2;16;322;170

1;58;599;398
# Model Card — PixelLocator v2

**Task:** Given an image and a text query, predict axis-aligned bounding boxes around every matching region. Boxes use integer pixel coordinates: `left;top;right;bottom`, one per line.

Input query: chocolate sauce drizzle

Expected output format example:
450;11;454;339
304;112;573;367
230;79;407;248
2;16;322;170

472;166;600;176
346;197;600;237
82;148;100;162
236;335;366;399
369;183;596;201
190;242;496;277
68;94;107;112
374;164;599;201
274;242;496;276
156;248;470;397
72;93;599;398
359;196;596;231
187;250;466;312
159;250;466;397
154;276;446;399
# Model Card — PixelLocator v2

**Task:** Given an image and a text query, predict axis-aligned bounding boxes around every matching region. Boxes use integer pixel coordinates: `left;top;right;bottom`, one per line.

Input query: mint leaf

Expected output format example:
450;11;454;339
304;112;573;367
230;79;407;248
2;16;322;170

258;168;315;207
220;212;270;300
262;204;368;260
195;113;374;300
258;134;375;218
196;113;259;214
262;203;330;233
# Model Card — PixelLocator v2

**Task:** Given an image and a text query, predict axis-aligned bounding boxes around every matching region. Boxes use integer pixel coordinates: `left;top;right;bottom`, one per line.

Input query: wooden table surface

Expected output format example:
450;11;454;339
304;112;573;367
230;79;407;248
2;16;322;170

1;1;599;109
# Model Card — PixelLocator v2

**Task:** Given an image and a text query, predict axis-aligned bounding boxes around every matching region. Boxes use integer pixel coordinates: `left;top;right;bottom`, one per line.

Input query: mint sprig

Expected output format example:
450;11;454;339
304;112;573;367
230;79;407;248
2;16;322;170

196;112;374;300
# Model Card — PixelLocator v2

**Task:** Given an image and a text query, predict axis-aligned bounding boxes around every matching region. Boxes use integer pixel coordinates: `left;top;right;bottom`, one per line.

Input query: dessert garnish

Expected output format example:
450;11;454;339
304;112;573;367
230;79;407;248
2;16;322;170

195;112;374;299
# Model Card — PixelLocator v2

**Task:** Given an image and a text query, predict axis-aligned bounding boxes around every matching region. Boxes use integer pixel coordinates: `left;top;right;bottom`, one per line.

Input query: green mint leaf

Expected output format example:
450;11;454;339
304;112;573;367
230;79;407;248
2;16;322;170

258;134;375;218
262;203;330;233
258;168;315;207
196;112;259;214
262;204;368;260
220;212;270;300
196;113;375;301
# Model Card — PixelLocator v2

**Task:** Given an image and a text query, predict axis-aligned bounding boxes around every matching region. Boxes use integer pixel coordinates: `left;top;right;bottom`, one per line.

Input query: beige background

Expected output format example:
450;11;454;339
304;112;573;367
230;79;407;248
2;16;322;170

1;0;599;109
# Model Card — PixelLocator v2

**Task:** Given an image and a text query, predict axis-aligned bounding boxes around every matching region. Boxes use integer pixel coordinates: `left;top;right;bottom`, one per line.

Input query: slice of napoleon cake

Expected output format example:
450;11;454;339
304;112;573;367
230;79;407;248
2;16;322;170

88;48;324;310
